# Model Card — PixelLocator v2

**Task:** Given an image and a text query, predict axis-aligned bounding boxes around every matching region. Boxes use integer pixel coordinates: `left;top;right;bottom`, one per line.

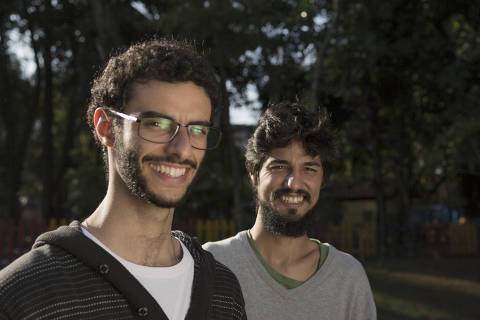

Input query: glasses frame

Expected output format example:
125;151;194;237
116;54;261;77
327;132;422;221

107;109;222;150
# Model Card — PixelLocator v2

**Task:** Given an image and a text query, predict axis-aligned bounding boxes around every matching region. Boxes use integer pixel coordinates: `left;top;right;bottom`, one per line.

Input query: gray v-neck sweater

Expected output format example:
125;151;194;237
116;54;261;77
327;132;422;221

204;230;376;320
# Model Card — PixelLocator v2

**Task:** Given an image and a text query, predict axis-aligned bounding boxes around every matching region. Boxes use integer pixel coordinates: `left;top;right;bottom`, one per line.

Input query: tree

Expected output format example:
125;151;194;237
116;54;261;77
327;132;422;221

0;0;40;220
2;0;479;238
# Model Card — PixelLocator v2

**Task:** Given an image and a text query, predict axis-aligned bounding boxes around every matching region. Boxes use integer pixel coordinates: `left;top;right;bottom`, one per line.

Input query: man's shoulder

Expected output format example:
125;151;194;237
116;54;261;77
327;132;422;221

0;222;101;297
201;238;245;288
325;245;369;278
202;231;249;276
0;244;71;293
0;232;138;319
202;230;246;254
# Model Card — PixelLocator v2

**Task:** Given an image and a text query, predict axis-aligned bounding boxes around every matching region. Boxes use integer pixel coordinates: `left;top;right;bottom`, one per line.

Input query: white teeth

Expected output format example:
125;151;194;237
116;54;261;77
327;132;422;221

149;164;186;178
281;195;303;204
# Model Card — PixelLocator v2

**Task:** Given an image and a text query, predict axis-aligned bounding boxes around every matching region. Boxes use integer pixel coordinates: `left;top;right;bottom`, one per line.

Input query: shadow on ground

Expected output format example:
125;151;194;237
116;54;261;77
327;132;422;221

365;257;480;320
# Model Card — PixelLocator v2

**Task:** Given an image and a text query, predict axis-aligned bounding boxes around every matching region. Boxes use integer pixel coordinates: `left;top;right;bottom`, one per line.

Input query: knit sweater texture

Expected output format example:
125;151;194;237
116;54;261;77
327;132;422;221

204;231;376;320
0;221;246;320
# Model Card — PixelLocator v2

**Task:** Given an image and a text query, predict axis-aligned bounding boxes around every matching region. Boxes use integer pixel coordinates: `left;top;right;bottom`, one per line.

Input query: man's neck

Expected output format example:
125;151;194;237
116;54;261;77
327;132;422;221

250;214;320;281
82;185;180;267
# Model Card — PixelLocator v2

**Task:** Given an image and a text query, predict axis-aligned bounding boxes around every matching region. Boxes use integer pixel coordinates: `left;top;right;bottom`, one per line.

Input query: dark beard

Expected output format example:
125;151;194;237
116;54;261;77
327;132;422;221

258;199;315;237
114;139;197;208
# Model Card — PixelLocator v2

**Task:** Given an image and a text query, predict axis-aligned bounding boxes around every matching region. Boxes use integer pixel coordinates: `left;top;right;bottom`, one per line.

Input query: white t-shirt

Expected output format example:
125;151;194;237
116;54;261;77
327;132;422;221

82;228;194;320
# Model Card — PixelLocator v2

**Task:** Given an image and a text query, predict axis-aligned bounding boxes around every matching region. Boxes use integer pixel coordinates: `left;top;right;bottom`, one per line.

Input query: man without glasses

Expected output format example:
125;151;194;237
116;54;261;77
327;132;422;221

204;102;376;320
0;39;246;320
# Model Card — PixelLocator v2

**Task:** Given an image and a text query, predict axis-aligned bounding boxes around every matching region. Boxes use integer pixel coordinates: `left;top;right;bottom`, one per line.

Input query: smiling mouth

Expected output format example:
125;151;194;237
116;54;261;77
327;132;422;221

280;195;304;204
273;188;311;205
149;163;187;178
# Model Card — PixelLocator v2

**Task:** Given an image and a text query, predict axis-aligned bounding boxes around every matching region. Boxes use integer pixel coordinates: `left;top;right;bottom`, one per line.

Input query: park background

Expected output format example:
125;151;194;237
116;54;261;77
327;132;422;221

1;1;479;319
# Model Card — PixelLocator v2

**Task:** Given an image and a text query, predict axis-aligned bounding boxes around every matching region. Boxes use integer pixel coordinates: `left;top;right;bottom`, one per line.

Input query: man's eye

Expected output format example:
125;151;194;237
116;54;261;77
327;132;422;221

145;118;172;129
305;167;317;172
190;125;208;135
270;165;286;170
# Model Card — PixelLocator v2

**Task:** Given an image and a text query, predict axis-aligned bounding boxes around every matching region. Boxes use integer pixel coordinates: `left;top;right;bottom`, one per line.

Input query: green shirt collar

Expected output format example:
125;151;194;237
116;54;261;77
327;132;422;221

246;230;329;289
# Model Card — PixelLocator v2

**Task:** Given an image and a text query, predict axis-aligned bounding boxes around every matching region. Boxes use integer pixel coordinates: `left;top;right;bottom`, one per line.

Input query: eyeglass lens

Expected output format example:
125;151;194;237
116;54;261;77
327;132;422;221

139;117;219;149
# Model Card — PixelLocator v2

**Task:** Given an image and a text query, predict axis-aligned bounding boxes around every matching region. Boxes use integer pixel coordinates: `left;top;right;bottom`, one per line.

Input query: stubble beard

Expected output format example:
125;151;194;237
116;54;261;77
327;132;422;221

114;139;198;209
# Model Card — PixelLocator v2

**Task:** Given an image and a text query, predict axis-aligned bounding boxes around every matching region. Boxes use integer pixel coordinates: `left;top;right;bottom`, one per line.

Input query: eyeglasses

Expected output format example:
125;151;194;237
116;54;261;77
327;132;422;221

107;109;222;150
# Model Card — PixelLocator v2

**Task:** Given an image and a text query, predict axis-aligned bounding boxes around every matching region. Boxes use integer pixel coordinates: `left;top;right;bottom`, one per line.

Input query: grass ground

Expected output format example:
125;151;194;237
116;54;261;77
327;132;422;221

365;256;480;320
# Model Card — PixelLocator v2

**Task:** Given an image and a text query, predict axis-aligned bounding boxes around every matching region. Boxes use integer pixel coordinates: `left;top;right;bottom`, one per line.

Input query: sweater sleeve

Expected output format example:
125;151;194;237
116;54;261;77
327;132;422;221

348;261;377;320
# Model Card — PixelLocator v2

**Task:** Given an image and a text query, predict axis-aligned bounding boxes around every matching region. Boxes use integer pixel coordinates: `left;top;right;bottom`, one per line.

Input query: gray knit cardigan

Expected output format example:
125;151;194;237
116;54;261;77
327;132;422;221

0;221;246;320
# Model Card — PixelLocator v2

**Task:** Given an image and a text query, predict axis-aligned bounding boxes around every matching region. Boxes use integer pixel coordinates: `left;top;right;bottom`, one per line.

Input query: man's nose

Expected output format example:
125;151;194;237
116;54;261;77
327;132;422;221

285;171;303;191
165;126;193;160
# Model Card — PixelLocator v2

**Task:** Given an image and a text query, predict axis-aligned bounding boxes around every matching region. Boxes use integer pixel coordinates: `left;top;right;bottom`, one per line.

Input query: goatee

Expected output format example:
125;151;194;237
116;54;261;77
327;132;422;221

258;198;315;237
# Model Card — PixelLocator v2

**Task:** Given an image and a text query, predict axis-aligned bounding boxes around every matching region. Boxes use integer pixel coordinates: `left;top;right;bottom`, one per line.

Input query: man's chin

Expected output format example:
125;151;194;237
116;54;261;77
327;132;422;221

259;201;315;237
143;191;187;209
128;181;188;209
271;207;305;220
140;176;193;209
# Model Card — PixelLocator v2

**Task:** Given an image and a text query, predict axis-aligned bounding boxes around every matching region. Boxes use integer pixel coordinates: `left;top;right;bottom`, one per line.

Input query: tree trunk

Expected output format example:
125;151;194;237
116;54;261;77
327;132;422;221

41;3;54;219
89;0;123;61
219;70;244;229
0;29;19;220
0;11;41;221
53;42;88;217
398;118;411;222
311;0;339;105
371;108;386;260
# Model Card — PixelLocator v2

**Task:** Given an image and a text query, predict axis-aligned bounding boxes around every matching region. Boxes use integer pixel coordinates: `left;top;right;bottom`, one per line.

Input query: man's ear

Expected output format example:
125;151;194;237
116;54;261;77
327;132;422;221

249;174;257;186
93;108;114;147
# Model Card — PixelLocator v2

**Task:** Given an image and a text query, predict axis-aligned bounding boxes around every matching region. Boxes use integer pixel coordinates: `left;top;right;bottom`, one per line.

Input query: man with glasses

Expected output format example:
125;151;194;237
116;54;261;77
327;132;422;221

0;39;246;320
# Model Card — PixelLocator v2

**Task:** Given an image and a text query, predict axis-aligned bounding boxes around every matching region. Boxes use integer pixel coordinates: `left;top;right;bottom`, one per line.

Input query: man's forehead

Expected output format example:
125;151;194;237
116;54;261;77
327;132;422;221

264;154;322;164
263;151;322;166
124;80;212;121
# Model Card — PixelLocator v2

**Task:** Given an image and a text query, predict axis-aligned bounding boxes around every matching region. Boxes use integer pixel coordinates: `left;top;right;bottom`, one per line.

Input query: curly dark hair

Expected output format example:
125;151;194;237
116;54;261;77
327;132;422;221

86;37;221;148
245;101;339;186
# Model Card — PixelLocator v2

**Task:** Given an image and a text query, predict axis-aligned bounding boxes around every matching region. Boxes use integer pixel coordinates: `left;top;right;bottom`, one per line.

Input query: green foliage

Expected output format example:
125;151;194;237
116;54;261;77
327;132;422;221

1;0;479;224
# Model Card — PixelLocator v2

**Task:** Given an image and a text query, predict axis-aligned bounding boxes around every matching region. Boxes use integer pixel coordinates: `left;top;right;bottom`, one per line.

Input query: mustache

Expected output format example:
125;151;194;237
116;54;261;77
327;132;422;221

272;188;311;203
142;155;197;169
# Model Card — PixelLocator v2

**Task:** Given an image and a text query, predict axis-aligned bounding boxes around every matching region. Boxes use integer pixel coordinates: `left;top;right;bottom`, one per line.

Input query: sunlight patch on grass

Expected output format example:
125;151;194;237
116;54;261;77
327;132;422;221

374;291;455;320
367;268;480;297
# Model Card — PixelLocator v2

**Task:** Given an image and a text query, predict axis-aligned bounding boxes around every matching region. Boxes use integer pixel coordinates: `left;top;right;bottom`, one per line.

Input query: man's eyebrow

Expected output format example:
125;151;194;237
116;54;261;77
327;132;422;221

267;159;290;166
137;110;211;126
188;120;212;126
137;110;172;119
304;161;322;167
